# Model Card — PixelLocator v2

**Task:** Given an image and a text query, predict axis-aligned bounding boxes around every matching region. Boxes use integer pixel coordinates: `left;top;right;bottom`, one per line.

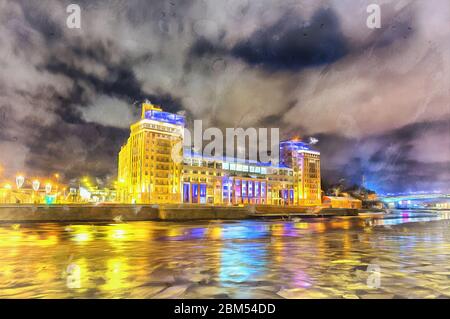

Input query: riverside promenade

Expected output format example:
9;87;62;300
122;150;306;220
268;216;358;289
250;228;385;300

0;204;360;223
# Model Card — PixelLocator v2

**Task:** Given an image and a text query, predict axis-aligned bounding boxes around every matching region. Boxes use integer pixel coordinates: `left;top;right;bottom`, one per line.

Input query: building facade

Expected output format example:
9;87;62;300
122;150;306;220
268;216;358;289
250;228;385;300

117;102;184;204
118;102;321;206
322;196;362;209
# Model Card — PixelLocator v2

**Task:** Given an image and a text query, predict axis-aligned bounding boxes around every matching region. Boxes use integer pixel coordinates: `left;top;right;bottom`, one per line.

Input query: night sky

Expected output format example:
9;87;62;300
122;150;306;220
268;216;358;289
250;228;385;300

0;0;449;193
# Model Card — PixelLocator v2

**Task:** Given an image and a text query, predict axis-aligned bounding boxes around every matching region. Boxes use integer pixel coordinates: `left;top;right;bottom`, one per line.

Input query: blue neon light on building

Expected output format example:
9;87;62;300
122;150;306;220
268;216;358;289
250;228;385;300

145;110;185;126
279;140;314;151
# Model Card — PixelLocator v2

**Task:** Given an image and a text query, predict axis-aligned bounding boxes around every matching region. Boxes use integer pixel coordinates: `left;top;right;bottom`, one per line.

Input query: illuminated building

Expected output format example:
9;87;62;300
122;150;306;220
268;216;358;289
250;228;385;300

117;102;184;204
322;196;362;209
279;140;321;205
118;102;322;206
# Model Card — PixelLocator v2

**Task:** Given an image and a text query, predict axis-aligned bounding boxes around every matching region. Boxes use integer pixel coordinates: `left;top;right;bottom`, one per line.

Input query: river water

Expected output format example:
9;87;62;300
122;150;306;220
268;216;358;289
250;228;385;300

0;210;450;298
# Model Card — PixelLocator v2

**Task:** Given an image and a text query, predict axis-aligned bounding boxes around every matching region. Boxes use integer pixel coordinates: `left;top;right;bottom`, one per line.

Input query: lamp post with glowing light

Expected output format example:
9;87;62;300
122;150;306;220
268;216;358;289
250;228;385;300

44;182;53;205
32;180;40;204
54;173;60;203
15;175;25;204
16;175;25;189
45;183;52;194
2;183;12;204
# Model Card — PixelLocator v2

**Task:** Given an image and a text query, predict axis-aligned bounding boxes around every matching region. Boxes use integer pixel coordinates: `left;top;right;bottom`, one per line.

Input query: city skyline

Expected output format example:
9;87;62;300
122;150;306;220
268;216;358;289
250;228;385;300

117;102;322;205
0;1;449;193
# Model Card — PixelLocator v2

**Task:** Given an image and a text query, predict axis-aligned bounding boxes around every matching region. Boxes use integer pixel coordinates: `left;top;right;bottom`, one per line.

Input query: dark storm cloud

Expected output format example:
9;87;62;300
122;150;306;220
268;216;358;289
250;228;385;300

40;38;185;124
316;118;450;193
189;37;226;59
27;39;185;178
45;44;148;103
258;99;298;129
17;0;63;44
0;1;188;180
188;8;348;72
231;9;348;72
372;2;416;49
367;120;431;165
23;117;129;179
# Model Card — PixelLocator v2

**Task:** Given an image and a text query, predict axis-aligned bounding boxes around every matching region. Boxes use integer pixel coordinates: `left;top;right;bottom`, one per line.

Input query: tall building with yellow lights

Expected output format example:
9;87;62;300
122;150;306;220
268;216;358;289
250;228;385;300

118;102;321;206
117;102;184;204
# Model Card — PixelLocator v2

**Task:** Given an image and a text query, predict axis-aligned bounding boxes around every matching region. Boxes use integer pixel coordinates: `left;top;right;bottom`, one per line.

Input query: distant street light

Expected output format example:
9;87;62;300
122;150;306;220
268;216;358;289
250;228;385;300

45;183;52;194
16;175;25;189
32;180;40;191
1;183;12;204
32;180;41;204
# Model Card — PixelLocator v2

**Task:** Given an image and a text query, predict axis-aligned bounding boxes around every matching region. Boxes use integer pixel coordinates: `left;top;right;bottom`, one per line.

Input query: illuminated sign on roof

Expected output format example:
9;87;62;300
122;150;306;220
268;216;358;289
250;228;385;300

145;110;185;126
280;140;311;150
280;140;318;153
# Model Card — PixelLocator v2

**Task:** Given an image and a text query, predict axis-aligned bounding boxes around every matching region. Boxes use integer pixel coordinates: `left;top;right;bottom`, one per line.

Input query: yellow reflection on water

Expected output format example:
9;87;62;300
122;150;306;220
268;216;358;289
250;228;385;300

107;224;130;244
330;219;351;230
207;226;222;240
271;224;286;236
0;229;58;247
313;222;327;233
101;257;131;293
0;213;449;298
294;222;309;229
167;227;183;237
74;233;90;242
342;232;351;258
70;225;94;243
112;229;126;240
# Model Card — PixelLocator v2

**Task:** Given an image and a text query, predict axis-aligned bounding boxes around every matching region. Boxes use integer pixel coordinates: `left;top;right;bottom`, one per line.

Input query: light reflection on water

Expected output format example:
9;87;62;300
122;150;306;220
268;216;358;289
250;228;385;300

0;210;449;298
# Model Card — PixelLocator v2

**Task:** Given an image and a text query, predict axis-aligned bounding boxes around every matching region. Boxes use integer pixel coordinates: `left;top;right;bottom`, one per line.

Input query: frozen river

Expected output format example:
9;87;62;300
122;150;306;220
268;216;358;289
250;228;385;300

0;210;449;298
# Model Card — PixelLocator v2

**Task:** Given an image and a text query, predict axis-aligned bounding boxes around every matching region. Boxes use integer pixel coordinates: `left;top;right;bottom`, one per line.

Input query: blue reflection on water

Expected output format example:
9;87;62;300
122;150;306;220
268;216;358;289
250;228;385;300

219;242;267;285
220;223;269;240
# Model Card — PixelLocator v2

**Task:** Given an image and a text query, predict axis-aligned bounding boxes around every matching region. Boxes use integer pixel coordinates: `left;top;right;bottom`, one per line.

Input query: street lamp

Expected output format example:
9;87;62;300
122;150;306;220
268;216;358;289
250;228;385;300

45;183;52;194
32;180;40;191
2;183;12;204
32;180;40;204
16;175;25;189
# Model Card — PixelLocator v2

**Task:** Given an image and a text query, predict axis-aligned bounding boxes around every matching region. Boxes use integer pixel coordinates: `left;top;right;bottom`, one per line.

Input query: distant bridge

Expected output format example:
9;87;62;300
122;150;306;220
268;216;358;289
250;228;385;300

378;193;450;208
379;193;450;203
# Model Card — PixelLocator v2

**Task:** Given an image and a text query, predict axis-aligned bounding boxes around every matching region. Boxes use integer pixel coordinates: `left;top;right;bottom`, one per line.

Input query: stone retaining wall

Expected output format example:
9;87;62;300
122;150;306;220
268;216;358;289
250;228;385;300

0;204;354;223
0;204;248;222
